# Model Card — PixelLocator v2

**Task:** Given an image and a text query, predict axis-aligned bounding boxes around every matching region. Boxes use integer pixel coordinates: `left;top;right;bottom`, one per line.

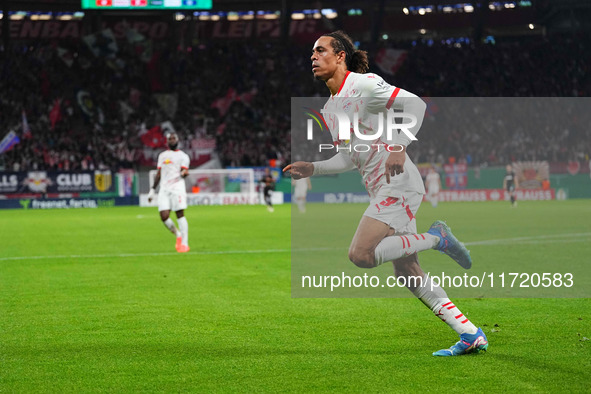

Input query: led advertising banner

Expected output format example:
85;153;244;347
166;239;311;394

81;0;212;10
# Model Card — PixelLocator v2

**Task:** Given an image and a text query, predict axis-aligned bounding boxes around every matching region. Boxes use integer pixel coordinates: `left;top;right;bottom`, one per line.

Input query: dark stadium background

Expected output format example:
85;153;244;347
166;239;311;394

1;2;590;392
0;0;589;204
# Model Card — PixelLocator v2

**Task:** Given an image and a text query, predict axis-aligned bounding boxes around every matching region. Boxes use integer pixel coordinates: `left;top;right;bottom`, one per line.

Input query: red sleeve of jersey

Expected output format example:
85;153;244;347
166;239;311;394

385;87;401;110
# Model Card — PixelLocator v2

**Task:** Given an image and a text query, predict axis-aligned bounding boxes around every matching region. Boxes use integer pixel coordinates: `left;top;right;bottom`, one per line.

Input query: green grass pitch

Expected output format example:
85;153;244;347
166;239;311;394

1;201;590;392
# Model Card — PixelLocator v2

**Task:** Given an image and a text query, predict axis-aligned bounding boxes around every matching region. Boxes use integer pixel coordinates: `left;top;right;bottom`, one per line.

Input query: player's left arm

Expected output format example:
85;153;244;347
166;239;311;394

180;152;190;178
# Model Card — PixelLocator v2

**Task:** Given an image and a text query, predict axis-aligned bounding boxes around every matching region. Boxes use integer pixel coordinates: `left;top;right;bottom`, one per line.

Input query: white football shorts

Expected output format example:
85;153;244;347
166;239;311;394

158;188;188;212
363;191;423;235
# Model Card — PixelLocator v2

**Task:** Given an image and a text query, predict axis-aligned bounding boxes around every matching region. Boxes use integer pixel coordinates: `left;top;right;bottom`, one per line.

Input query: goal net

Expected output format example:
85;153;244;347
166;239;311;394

148;168;257;206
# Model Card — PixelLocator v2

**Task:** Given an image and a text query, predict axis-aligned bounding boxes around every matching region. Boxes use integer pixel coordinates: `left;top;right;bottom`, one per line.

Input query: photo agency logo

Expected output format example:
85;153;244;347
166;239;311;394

304;106;417;153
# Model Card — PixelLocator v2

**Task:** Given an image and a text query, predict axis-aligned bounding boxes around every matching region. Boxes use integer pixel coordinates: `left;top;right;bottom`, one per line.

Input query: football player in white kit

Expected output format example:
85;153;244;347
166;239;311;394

148;132;191;253
292;177;312;213
284;31;487;356
425;167;442;208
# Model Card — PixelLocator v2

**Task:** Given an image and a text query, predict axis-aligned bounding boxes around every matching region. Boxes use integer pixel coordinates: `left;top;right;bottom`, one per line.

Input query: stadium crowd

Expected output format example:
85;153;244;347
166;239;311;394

1;30;589;172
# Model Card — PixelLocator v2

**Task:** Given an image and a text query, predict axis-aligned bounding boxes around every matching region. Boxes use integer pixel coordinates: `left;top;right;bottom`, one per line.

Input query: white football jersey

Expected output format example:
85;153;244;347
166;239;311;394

157;149;190;192
322;71;425;198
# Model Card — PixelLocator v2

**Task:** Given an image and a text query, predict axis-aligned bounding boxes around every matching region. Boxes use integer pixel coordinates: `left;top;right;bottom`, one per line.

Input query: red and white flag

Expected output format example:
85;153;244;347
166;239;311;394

211;88;237;116
140;125;166;148
375;48;408;75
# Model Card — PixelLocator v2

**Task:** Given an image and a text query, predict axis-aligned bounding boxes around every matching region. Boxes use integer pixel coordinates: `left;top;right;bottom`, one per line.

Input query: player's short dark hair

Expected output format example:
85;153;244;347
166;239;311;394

323;30;369;74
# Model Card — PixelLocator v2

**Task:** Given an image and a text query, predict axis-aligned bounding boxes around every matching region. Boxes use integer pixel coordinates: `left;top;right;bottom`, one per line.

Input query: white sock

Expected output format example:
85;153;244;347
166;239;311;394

297;200;306;213
164;218;181;237
374;233;439;266
177;216;189;246
413;274;478;335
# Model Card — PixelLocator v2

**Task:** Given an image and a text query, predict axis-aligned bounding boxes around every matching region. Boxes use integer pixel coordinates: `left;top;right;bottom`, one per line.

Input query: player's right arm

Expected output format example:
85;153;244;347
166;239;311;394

283;152;355;179
149;153;164;202
148;169;161;202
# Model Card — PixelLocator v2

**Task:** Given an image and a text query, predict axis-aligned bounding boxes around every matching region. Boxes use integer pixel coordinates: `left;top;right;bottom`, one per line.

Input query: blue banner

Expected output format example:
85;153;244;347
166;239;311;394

0;171;115;194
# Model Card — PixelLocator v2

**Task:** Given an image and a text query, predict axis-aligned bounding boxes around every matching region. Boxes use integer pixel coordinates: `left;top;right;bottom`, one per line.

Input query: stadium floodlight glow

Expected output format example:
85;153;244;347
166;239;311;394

382;34;388;40
210;14;220;21
443;6;453;12
529;23;534;29
464;4;474;12
10;12;26;20
175;13;185;21
264;13;279;19
321;8;338;19
418;8;426;15
292;12;305;20
420;28;427;34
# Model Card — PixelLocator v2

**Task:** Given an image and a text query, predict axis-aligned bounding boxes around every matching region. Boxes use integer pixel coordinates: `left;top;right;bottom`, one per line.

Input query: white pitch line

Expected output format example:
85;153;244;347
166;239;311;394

0;233;589;262
0;249;292;262
463;232;591;246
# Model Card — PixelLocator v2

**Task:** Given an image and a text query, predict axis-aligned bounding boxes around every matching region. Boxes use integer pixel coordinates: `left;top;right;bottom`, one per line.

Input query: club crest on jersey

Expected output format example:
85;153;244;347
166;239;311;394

164;158;172;164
